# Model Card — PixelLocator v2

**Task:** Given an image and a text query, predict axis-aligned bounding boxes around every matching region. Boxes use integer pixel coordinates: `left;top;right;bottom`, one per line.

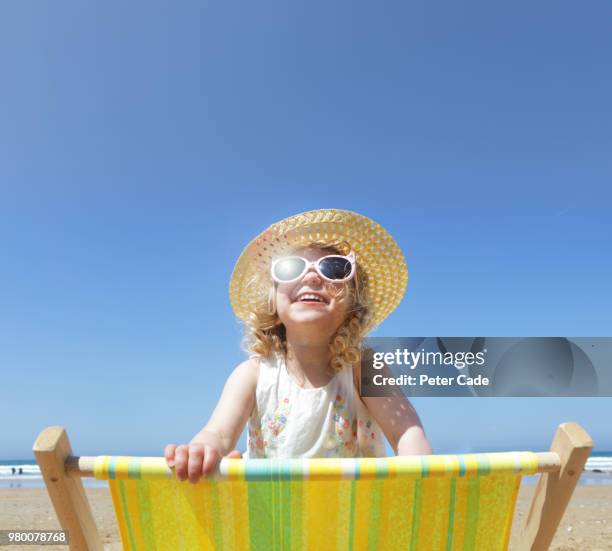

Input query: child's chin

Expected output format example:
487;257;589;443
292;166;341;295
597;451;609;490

289;310;331;324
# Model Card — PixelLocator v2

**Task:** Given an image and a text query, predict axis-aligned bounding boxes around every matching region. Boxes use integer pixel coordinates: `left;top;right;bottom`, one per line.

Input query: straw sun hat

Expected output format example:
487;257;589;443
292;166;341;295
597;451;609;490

229;209;408;329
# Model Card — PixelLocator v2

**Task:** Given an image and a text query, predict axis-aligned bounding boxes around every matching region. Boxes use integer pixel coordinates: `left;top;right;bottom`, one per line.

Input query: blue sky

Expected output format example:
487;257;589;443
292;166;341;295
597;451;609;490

1;1;611;458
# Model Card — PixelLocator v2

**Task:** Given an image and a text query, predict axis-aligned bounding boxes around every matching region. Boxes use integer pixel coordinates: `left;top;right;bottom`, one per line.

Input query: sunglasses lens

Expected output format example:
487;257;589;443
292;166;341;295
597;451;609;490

319;256;352;280
273;257;306;281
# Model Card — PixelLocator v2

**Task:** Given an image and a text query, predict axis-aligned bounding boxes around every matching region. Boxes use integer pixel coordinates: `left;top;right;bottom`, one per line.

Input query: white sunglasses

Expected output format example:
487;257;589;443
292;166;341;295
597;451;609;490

271;252;356;284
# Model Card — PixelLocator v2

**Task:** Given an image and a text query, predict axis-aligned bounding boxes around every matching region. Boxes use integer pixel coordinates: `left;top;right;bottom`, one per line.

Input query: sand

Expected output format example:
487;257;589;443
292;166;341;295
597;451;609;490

0;485;610;550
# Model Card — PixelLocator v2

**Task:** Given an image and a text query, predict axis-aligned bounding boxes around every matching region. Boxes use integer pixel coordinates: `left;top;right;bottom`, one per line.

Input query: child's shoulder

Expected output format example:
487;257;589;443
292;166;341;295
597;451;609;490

227;357;261;393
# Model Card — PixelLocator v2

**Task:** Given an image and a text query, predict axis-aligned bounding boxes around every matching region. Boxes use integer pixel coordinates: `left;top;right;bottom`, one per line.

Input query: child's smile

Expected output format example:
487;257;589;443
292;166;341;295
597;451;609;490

292;291;329;305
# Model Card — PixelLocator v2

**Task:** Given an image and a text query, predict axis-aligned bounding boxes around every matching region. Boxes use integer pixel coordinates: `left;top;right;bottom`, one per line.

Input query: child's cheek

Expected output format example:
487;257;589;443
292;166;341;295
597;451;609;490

275;288;293;316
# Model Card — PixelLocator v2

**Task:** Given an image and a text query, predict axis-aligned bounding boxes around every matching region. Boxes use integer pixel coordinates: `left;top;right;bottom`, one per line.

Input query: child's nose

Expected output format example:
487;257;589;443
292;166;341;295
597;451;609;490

302;266;322;284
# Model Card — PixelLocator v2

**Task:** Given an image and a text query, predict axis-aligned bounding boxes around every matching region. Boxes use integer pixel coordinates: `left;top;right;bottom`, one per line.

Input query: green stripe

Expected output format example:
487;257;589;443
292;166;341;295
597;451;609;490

137;480;156;551
118;481;137;551
347;480;356;551
367;479;383;551
247;467;274;550
374;458;389;479
278;463;283;551
272;464;279;551
445;478;456;551
128;458;140;480
209;482;224;550
477;455;490;476
409;479;422;551
458;456;466;477
367;458;388;550
463;476;480;550
421;456;430;478
279;478;292;550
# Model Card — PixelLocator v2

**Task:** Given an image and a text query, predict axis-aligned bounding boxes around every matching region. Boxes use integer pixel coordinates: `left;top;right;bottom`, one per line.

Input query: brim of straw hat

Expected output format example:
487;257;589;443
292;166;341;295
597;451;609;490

229;209;408;329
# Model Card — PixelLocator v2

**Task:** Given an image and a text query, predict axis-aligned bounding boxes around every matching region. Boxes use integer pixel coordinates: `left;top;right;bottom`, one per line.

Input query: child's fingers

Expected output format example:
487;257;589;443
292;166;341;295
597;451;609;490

202;445;220;477
187;444;205;484
225;450;243;458
164;444;177;466
174;444;189;481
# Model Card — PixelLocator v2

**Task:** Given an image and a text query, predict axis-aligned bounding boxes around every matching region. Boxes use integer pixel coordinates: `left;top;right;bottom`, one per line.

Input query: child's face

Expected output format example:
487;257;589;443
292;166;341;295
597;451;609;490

275;247;352;337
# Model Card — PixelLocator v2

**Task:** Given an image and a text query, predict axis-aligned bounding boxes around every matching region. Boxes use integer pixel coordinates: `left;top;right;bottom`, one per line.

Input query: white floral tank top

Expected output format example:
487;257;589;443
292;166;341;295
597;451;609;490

245;354;386;458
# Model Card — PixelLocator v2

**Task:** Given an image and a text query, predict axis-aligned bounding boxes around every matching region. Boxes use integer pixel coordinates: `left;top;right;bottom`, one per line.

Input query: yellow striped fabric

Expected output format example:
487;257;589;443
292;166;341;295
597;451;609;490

96;453;538;551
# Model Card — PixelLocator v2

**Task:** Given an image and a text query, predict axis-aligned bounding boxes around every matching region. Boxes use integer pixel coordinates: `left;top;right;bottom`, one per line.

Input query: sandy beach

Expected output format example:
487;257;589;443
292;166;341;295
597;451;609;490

1;485;610;550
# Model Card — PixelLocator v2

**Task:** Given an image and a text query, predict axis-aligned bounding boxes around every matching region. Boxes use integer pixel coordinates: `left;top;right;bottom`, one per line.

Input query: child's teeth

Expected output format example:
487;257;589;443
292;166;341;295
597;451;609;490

301;294;322;302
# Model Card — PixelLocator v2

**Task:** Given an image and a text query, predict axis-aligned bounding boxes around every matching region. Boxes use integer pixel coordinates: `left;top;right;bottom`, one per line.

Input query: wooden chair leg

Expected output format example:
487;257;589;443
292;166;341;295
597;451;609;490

33;426;103;551
516;422;593;551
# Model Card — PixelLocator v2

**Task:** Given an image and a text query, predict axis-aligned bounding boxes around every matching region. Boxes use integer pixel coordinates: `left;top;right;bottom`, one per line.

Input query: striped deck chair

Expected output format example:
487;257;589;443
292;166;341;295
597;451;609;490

33;422;592;551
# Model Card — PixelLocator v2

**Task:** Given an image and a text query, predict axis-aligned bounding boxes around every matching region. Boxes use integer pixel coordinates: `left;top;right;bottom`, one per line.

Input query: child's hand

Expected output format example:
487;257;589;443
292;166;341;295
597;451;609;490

164;443;242;483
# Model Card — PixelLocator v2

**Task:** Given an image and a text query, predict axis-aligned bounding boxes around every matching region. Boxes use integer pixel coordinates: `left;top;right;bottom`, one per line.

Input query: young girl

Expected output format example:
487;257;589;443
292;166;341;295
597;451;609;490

165;209;432;483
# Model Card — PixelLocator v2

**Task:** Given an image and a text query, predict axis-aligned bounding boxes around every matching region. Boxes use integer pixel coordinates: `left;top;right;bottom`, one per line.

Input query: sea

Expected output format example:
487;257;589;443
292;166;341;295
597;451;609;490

1;453;611;490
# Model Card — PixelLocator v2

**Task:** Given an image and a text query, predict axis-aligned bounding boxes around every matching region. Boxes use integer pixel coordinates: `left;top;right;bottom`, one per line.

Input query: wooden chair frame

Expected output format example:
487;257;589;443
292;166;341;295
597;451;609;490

33;422;593;551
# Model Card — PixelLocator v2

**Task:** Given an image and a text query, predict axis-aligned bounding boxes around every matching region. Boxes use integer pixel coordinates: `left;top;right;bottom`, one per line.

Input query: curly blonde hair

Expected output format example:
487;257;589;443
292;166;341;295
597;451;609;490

241;241;373;372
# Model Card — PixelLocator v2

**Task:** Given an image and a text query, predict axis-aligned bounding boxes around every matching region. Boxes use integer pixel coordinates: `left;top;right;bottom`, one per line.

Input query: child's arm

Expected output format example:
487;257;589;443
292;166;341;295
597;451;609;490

354;364;432;455
165;358;259;483
362;392;433;455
